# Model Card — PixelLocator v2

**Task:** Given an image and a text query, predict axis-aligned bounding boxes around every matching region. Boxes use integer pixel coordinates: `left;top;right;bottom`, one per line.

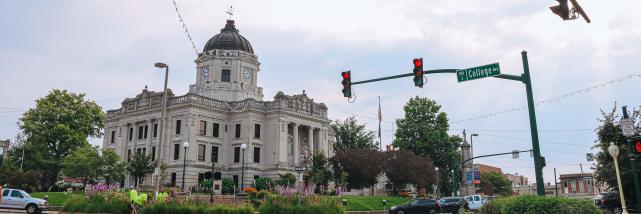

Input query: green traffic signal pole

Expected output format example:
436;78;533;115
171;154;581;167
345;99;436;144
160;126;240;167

627;136;641;210
349;51;546;196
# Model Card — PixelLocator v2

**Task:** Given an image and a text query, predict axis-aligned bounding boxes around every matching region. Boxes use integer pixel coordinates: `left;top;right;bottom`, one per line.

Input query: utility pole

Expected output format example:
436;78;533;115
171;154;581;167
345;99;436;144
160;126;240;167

621;106;641;210
554;168;559;196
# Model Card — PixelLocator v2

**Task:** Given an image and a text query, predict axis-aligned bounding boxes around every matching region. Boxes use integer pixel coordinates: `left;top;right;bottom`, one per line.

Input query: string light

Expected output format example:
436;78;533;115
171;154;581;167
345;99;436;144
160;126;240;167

172;0;199;56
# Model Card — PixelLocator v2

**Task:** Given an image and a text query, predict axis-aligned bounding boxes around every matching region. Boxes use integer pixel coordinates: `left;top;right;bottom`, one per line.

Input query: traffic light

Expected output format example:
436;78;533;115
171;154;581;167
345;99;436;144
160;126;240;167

413;58;424;87
635;140;641;154
341;71;351;97
550;0;570;20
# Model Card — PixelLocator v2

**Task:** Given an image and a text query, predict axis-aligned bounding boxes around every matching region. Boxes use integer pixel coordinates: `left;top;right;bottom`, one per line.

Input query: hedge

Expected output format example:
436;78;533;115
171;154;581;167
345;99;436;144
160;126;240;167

259;195;344;214
479;195;601;214
141;202;255;214
61;193;129;214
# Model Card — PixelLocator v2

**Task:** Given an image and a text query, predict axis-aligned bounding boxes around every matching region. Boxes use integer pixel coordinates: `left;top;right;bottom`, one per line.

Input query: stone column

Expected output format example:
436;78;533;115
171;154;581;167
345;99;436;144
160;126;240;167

307;126;313;156
293;123;299;166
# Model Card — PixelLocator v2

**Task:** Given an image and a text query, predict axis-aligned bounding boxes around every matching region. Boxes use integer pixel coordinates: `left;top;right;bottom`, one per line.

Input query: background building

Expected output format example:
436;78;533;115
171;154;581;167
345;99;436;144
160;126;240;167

559;173;597;199
103;19;334;190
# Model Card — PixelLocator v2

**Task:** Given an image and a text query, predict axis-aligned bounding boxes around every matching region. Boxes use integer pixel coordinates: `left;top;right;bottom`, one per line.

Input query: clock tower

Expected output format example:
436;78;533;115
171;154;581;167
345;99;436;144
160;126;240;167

189;20;263;101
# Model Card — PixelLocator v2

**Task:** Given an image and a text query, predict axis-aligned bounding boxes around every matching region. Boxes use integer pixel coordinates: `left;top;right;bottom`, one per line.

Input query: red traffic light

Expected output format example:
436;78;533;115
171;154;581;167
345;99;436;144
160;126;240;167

635;141;641;153
342;72;350;80
413;58;422;67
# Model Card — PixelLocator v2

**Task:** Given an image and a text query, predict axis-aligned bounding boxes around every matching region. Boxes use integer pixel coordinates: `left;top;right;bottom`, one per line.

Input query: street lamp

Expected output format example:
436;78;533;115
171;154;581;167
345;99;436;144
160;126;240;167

154;62;169;195
470;133;479;159
210;148;218;203
182;141;189;192
240;143;247;193
435;167;439;198
608;143;629;214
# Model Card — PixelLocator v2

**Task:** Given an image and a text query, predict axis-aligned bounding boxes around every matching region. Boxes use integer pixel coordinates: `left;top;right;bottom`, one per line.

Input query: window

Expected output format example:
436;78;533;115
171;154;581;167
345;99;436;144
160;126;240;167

143;148;146;156
2;189;8;197
225;125;228;133
10;190;21;198
171;173;177;186
221;69;231;82
588;179;593;192
144;125;148;139
253;147;260;163
127;149;131;161
128;127;133;141
138;126;144;139
234;147;240;163
175;120;182;135
110;130;116;144
198;144;206;161
572;180;577;193
137;148;142;154
153;123;158;137
235;124;241;138
174;144;180;160
254;175;259;180
578;179;584;193
254;124;261;139
233;175;239;188
213;123;220;138
151;146;156;161
199;120;207;136
211;146;219;163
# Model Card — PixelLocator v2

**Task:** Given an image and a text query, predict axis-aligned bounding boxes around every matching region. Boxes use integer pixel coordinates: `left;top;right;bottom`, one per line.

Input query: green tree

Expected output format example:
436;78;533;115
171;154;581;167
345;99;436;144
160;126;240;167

61;146;101;189
331;116;378;151
392;96;462;196
18;89;104;189
331;149;383;190
477;172;512;196
222;177;235;194
99;148;126;184
275;173;296;188
126;153;154;187
310;151;332;194
593;104;640;209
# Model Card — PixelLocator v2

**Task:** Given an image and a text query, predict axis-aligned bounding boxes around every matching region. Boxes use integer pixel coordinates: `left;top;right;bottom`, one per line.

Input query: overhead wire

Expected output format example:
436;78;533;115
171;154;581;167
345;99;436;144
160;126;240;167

172;0;199;56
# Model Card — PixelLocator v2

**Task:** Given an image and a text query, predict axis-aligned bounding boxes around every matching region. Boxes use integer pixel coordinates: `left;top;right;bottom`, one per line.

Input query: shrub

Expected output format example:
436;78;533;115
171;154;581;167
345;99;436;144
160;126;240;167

141;202;254;214
259;195;345;214
222;178;235;195
254;178;272;191
61;191;129;214
479;195;601;214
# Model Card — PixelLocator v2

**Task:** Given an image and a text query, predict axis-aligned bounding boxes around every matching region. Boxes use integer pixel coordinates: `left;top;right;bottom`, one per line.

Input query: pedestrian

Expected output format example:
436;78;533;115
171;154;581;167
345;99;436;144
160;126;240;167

0;184;4;203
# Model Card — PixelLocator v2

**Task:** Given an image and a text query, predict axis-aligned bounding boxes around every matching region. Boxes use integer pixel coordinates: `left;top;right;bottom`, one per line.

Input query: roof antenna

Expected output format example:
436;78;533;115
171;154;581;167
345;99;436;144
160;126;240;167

226;6;234;20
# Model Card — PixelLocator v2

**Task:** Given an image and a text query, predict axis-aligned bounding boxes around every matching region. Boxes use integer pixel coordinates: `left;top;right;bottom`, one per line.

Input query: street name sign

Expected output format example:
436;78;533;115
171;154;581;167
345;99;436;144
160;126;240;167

457;63;501;82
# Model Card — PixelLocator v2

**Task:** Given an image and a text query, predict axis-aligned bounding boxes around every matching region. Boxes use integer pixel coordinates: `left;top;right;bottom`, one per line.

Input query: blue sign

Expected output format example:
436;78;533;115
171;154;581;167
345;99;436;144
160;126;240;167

466;170;473;185
473;171;481;184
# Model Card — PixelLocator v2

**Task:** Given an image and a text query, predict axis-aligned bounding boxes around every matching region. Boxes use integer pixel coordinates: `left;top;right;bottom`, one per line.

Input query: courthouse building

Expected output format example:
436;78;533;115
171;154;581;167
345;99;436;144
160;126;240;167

102;19;334;190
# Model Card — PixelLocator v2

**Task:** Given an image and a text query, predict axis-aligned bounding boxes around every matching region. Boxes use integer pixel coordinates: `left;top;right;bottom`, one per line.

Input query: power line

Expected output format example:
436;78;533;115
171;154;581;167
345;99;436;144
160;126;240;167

450;128;593;133
451;71;641;124
481;133;590;147
172;0;199;56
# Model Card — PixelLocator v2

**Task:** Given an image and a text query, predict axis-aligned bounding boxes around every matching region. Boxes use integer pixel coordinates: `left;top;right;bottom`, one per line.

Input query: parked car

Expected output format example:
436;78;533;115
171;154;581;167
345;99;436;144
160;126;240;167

438;197;469;214
595;192;622;213
389;198;440;214
0;188;48;214
464;194;484;211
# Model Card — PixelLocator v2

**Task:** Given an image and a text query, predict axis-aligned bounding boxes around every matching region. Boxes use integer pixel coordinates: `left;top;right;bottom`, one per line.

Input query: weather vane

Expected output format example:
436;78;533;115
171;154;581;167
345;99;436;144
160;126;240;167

226;6;234;20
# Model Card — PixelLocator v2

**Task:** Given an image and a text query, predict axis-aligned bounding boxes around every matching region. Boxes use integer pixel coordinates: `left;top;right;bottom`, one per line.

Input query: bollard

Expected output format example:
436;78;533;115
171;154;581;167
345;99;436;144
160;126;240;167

342;199;348;206
382;199;388;210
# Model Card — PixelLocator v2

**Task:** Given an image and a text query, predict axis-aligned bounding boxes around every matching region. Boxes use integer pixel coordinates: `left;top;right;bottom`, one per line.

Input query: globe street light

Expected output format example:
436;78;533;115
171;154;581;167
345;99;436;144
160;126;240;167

608;143;629;214
435;167;439;198
182;141;189;192
240;143;247;193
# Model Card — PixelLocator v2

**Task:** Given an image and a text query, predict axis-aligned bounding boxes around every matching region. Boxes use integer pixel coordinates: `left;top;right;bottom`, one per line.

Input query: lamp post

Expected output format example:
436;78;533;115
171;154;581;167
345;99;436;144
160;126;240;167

435;167;439;198
240;143;247;193
620;106;641;210
154;62;169;195
182;141;189;192
210;148;218;203
608;143;629;214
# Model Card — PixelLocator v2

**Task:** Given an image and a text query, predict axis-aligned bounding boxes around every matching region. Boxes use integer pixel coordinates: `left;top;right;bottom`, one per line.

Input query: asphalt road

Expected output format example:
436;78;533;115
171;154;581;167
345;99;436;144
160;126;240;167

0;208;57;213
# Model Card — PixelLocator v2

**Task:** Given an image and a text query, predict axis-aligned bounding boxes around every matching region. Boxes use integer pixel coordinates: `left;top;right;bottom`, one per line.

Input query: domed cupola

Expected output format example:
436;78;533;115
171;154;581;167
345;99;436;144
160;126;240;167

203;20;254;54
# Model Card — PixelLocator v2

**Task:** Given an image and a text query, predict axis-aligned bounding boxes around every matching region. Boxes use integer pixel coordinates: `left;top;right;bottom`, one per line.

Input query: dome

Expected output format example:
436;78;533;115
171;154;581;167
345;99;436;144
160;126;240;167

203;20;254;54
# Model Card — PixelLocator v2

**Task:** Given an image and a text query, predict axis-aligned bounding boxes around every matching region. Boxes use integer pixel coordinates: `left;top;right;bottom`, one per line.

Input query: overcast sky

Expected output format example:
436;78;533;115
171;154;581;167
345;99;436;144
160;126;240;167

2;0;641;184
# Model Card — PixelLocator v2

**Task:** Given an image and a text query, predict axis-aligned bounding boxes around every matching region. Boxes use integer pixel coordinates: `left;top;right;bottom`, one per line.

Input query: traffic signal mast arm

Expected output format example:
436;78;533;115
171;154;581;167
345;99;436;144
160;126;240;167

350;69;524;85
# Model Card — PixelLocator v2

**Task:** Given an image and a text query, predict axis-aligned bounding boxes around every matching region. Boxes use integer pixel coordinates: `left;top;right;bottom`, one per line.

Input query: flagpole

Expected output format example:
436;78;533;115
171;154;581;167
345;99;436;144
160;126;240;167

378;96;382;151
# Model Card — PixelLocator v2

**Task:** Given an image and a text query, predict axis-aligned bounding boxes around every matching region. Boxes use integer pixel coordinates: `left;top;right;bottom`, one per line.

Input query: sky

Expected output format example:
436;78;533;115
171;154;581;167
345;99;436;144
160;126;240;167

1;0;641;184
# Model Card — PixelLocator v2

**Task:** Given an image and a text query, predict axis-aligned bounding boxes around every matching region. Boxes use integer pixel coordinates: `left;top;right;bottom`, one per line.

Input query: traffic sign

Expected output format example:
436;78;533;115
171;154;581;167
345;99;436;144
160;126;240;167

457;63;501;82
512;150;519;159
620;117;636;137
295;166;306;172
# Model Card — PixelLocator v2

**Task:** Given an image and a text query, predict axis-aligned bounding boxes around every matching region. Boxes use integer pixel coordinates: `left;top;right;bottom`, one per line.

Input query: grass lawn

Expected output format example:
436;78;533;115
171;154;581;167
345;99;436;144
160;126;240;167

30;192;84;206
339;196;411;211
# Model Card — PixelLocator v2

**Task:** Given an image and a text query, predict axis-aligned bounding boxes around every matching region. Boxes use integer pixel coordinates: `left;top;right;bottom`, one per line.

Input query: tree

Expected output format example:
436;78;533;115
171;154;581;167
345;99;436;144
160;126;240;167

127;153;154;187
18;89;104;189
61;146;101;189
275;173;296;188
477;172;512;196
310;151;332;194
392;96;463;196
331;149;384;190
384;150;436;195
99;148;126;184
593;104;640;209
331;116;378;151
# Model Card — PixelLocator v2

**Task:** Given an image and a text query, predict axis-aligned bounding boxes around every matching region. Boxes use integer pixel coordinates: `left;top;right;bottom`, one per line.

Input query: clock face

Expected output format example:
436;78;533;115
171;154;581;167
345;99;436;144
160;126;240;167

243;69;252;81
201;67;210;79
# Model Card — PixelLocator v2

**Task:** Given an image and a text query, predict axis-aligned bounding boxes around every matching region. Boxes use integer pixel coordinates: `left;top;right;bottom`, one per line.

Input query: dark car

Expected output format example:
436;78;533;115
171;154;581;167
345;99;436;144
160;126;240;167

438;197;469;214
389;198;440;214
595;192;622;213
